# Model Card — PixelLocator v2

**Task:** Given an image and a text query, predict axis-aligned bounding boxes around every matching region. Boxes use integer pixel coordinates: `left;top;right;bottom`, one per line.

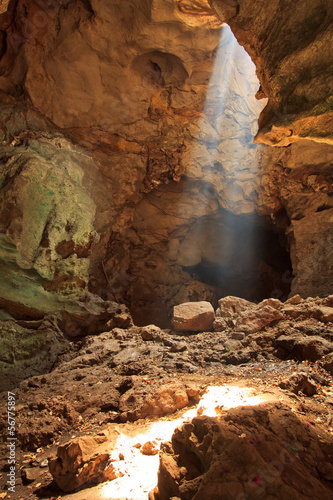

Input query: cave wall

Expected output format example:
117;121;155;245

0;0;332;325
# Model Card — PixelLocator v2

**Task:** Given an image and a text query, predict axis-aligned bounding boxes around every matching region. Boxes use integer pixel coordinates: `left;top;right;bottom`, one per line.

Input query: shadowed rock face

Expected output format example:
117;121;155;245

0;0;331;328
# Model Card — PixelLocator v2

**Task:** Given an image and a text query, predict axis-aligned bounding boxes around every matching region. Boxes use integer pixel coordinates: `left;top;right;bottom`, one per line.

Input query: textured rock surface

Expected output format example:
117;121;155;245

157;405;333;499
172;301;215;331
0;0;331;331
49;429;120;491
0;294;332;497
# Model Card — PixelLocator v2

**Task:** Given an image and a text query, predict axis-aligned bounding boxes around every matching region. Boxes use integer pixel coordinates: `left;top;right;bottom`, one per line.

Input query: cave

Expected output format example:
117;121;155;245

0;1;333;499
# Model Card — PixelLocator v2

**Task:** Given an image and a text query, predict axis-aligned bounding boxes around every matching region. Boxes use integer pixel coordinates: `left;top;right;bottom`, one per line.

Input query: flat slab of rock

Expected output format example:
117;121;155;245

172;301;215;332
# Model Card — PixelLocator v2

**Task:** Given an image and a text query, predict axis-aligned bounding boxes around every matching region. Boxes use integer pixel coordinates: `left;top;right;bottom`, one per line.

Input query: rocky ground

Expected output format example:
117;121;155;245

0;295;333;499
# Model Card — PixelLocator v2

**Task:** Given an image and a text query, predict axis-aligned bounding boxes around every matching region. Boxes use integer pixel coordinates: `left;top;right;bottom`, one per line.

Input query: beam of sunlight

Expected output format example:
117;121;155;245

101;385;274;500
172;24;268;298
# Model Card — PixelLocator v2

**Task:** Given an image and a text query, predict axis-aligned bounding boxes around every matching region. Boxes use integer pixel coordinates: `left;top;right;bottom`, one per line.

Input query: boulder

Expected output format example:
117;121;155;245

320;352;333;374
157;404;333;500
49;429;121;492
236;305;284;334
172;301;215;332
279;372;318;396
275;334;333;362
216;296;255;318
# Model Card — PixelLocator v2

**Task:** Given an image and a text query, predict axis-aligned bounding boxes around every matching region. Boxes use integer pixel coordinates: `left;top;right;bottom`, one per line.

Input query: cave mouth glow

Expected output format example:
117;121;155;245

100;385;271;500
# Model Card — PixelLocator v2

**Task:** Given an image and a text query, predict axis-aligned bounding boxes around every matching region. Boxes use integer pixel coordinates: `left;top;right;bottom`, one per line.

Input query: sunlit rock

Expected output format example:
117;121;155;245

172;301;215;331
49;430;121;492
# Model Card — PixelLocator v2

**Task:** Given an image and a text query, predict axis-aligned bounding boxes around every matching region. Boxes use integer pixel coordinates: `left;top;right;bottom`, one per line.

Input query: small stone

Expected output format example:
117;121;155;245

141;441;159;456
286;294;303;305
170;341;187;352
236;305;284;334
141;324;161;341
213;317;229;331
231;331;245;340
217;296;255;317
279;372;317;396
21;468;40;483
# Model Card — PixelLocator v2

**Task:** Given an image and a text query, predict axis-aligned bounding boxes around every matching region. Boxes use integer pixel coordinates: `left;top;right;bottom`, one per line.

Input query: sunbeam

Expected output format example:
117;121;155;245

172;24;269;301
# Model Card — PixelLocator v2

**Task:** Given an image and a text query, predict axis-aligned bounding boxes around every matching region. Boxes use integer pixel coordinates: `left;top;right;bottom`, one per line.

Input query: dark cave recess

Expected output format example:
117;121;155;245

128;209;293;328
185;211;293;305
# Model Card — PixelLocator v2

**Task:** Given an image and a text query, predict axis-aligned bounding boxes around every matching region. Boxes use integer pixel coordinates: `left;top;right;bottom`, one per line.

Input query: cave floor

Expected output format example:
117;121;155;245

1;369;333;500
1;305;333;499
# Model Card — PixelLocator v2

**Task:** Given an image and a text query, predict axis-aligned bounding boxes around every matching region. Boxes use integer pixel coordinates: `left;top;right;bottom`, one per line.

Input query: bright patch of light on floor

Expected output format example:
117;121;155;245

101;385;268;500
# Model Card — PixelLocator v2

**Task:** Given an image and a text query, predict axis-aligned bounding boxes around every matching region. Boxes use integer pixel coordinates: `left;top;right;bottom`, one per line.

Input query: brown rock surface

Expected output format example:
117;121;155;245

0;0;331;363
236;305;284;334
119;381;202;421
172;301;215;331
49;429;121;492
157;404;333;499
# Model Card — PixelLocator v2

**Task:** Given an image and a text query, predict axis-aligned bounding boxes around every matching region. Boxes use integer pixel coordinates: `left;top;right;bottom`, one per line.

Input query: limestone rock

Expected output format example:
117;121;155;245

59;294;133;338
157;404;333;499
140;324;163;341
212;317;229;332
216;295;255;317
276;334;333;362
141;441;159;456
0;316;69;391
279;372;318;396
119;382;201;421
172;301;215;332
49;430;120;492
286;294;303;305
320;353;333;374
235;305;284;334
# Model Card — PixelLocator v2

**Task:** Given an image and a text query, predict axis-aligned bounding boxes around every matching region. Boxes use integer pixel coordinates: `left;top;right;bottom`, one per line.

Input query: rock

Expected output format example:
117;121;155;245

157;404;333;500
279;372;318;396
59;294;133;338
257;298;282;309
212;317;229;331
309;306;333;323
119;382;201;421
275;334;333;362
286;294;303;305
236;305;284;334
323;296;333;308
320;352;333;374
140;324;162;341
172;302;215;332
21;467;41;483
289;210;333;299
231;331;245;340
216;296;255;317
141;441;159;456
170;341;188;353
282;304;333;323
49;430;121;492
0;316;69;391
